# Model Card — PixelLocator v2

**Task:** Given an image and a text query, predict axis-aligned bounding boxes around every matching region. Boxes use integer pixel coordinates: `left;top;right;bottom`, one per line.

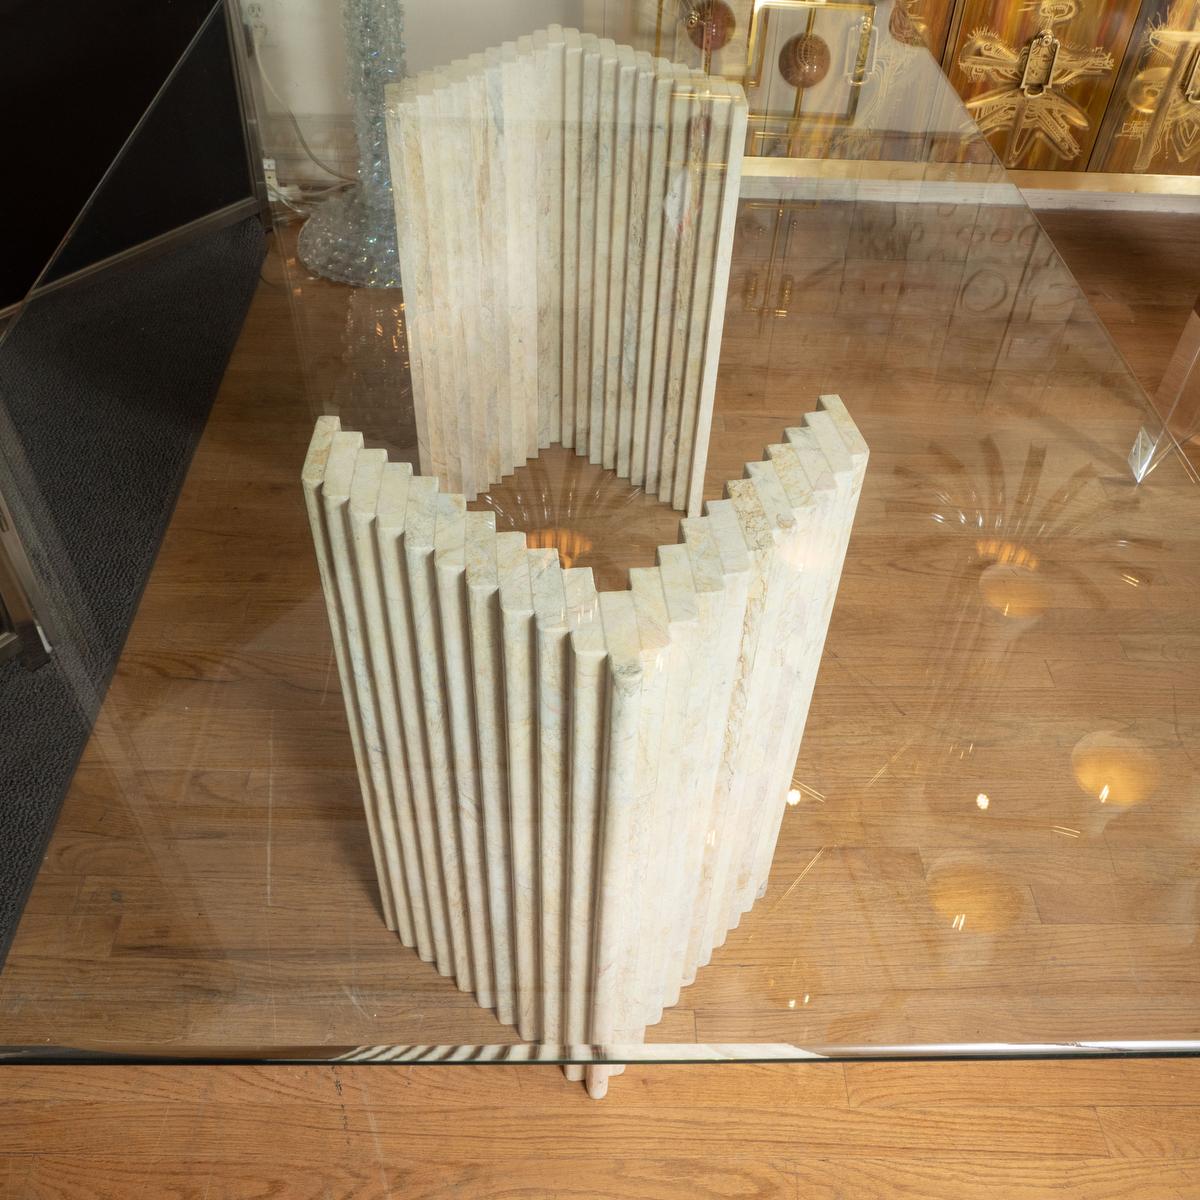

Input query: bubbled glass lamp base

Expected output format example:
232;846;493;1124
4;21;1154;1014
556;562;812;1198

296;185;402;289
294;0;405;289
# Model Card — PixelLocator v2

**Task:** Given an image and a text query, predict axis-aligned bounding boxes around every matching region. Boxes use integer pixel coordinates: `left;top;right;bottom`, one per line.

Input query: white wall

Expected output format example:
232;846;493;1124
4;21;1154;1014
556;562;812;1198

250;0;605;180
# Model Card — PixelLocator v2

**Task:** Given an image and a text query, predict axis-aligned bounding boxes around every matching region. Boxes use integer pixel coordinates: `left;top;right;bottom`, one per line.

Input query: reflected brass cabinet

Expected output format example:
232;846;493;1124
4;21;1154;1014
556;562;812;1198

1093;0;1200;172
628;0;1200;176
942;0;1136;169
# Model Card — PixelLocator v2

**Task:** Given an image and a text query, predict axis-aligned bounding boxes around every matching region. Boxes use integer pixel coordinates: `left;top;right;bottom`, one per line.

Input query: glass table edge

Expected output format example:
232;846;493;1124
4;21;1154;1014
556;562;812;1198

3;1041;1199;1066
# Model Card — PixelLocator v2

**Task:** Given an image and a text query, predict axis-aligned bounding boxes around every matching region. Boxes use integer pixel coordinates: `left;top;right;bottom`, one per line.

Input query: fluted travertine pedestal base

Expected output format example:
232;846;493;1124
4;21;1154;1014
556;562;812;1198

384;26;747;515
303;395;867;1097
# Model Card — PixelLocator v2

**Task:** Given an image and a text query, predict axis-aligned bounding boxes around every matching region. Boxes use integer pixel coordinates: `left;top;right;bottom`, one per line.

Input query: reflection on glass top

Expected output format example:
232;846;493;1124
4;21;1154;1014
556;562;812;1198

1;5;1197;1061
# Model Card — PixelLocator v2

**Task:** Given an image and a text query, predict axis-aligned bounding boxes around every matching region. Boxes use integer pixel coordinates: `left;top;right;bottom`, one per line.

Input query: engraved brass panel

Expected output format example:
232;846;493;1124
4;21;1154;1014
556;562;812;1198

1092;0;1200;173
945;0;1138;170
892;0;957;59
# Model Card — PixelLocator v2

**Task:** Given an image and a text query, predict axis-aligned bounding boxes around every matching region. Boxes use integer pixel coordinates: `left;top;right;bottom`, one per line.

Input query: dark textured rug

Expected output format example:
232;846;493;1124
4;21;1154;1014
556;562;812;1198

0;215;265;966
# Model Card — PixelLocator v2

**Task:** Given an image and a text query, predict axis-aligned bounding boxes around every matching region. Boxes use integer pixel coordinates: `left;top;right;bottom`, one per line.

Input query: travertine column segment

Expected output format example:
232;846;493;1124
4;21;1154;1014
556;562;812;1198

434;492;495;1008
560;29;583;449
690;498;757;970
462;55;503;489
513;36;541;461
384;32;745;512
496;41;528;462
587;38;618;463
629;59;675;489
349;451;424;953
498;41;535;468
746;401;869;906
530;549;569;1042
740;432;839;915
655;75;709;506
441;68;484;495
480;50;514;477
324;439;415;944
404;475;474;989
373;461;436;965
615;51;655;480
600;44;637;471
760;431;834;807
302;419;399;934
625;566;674;1036
589;591;644;1057
464;510;517;1025
678;513;748;990
384;94;437;481
573;34;601;458
303;396;867;1097
685;85;748;516
672;79;734;512
534;28;566;447
416;74;463;491
720;460;806;932
563;566;604;1079
498;531;540;1041
704;482;771;954
377;467;455;975
643;67;694;498
654;541;708;1010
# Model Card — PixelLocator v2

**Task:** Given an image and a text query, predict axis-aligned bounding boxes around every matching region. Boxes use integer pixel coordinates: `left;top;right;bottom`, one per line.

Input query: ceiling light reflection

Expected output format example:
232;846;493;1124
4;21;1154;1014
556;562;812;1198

979;562;1049;622
1071;731;1159;808
927;860;1024;933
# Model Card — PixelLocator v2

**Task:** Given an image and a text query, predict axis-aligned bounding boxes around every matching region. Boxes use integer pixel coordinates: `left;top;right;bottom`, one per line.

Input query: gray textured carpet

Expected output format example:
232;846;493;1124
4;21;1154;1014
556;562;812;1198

0;216;265;966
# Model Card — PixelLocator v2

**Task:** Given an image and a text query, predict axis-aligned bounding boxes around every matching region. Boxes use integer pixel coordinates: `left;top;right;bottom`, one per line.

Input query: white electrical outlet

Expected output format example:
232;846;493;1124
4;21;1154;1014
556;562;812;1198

243;0;271;47
262;156;303;205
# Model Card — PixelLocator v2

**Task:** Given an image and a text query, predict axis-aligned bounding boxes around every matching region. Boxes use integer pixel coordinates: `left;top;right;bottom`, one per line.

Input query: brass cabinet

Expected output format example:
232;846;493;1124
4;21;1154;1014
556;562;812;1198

629;0;1200;177
941;0;1139;169
1092;0;1200;172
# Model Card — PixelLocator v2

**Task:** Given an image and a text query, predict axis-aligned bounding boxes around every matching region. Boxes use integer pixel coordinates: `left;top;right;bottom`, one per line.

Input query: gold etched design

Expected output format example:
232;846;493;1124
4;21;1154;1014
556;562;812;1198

1120;21;1200;170
959;24;1113;165
1019;0;1079;24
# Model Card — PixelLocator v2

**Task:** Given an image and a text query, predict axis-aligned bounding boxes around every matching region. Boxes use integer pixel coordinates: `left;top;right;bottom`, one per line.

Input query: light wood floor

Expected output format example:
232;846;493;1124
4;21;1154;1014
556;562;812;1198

6;200;1200;1053
3;1058;1200;1196
1038;209;1198;400
2;202;1200;1194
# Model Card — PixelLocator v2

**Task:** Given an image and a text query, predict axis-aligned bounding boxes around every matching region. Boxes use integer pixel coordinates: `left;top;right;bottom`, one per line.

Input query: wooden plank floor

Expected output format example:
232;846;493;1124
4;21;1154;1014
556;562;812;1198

2;1059;1199;1196
2;202;1200;1195
3;201;1200;1052
1037;209;1198;400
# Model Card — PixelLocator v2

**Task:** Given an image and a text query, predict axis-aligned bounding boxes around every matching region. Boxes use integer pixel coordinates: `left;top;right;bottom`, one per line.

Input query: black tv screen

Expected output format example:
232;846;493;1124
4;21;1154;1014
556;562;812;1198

1;0;255;308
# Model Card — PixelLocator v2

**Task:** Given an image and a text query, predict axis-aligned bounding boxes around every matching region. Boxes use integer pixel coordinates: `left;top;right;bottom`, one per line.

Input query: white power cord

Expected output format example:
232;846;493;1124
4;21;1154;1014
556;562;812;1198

250;26;358;185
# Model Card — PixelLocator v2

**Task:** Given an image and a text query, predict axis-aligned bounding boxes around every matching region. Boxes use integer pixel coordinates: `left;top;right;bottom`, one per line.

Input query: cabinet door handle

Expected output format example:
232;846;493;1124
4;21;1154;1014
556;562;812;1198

1020;30;1061;97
